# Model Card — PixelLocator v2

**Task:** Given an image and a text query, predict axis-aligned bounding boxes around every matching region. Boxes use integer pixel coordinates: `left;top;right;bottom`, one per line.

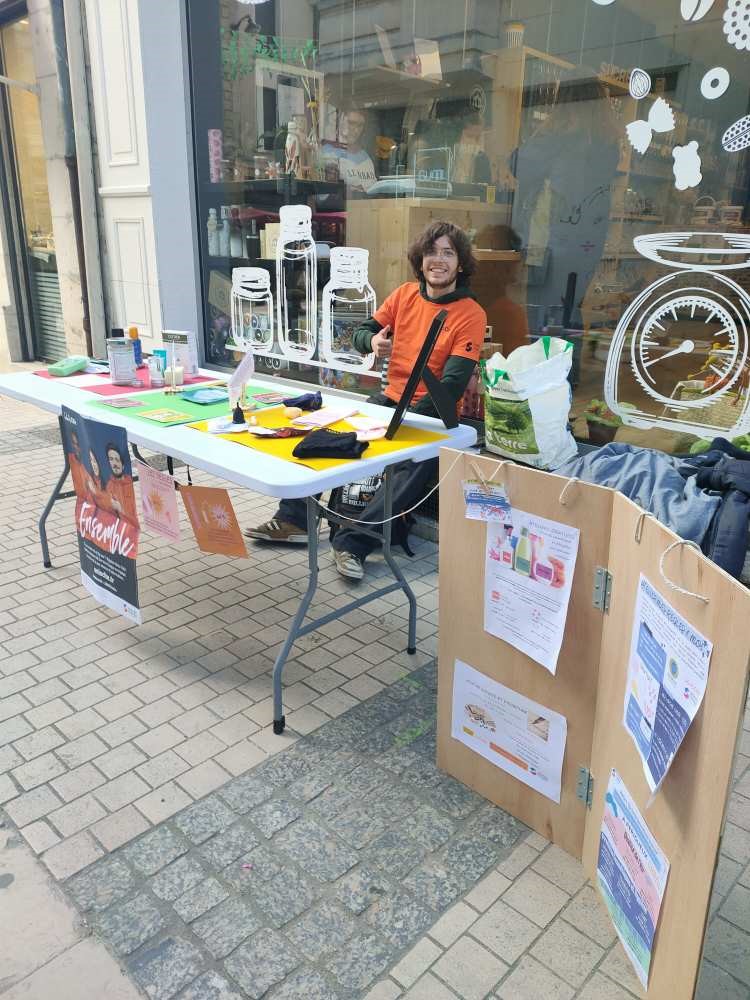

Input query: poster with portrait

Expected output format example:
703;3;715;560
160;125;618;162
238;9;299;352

60;406;141;623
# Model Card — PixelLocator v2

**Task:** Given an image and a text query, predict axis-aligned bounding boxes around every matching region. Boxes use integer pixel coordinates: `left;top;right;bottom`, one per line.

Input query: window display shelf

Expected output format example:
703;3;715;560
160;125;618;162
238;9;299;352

203;179;345;197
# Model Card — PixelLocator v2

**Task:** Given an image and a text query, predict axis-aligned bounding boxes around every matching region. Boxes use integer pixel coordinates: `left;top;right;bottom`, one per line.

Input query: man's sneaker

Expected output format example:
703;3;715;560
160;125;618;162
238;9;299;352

333;549;365;580
244;519;308;544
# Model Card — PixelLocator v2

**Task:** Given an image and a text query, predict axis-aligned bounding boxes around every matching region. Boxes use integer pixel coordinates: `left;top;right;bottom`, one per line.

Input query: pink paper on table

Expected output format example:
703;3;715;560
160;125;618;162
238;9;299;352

135;460;181;542
33;369;215;395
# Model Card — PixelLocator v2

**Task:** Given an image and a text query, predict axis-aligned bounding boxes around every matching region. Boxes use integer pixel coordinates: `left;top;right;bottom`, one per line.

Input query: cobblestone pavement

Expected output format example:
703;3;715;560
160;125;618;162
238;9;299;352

0;392;749;999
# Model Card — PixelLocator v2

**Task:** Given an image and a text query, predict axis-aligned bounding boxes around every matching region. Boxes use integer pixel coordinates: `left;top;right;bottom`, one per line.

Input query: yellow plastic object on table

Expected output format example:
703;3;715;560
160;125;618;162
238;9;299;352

188;407;448;471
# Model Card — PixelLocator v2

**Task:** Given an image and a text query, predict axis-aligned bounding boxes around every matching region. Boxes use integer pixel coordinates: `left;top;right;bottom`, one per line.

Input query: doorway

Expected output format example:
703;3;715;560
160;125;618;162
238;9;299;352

0;10;64;360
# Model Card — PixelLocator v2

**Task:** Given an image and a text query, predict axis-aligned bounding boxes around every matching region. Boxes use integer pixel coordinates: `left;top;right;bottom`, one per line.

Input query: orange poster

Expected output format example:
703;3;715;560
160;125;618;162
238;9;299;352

179;484;248;558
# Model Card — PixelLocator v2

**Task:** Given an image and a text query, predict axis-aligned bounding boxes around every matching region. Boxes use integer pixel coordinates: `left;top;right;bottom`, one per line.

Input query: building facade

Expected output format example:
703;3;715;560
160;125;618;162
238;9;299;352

2;0;749;454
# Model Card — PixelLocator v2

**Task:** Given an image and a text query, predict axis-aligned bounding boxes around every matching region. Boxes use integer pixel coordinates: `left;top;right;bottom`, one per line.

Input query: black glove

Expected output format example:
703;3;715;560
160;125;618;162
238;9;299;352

292;429;369;459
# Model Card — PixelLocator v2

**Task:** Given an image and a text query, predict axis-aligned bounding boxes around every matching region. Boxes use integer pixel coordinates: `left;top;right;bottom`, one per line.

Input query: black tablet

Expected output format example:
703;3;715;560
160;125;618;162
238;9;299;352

385;308;459;439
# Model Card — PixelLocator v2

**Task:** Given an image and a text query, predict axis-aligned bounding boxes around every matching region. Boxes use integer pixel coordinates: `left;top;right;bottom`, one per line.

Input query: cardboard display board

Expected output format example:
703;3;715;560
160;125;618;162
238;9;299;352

437;448;750;999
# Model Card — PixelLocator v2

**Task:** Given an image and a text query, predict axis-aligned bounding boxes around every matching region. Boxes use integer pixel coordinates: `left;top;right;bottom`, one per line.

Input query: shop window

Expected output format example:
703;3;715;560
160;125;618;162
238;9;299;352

187;0;750;453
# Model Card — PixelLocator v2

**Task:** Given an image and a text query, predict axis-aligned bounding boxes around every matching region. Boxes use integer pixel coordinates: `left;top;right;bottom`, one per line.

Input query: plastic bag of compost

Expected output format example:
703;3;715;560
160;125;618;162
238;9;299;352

481;335;577;470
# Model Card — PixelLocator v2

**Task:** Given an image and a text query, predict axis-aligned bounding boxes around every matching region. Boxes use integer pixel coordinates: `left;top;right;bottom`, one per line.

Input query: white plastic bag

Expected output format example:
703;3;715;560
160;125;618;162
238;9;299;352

481;335;577;470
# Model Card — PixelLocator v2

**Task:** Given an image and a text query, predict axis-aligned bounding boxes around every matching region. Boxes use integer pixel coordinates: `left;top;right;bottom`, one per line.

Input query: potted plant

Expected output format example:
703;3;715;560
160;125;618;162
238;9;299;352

584;399;622;445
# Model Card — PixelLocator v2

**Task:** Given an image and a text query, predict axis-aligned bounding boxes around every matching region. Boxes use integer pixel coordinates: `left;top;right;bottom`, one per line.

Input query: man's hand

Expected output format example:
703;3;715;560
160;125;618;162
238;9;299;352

370;325;393;359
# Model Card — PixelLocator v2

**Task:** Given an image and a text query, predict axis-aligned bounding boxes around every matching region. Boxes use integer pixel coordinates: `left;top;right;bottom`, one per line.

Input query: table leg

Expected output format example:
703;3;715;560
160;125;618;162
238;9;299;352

272;496;320;734
381;465;418;655
39;418;72;569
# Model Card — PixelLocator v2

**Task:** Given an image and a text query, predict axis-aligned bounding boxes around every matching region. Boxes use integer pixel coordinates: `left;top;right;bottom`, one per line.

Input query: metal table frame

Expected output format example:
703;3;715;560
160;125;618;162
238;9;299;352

37;428;417;734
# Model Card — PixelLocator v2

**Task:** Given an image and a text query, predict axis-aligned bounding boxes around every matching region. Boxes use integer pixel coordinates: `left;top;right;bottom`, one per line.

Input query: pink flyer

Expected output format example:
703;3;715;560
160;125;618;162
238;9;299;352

135;461;181;542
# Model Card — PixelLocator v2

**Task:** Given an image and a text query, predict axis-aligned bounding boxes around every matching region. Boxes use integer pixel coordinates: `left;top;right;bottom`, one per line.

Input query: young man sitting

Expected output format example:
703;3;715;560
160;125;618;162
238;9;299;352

245;220;487;579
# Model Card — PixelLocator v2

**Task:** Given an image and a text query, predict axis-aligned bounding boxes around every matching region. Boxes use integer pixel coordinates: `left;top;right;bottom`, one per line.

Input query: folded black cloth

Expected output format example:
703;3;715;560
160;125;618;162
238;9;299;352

283;391;322;411
293;428;369;460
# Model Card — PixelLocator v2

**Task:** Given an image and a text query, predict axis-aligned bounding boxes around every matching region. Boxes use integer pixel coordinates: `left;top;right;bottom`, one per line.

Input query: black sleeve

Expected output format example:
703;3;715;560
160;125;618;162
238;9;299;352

351;317;383;356
410;355;477;418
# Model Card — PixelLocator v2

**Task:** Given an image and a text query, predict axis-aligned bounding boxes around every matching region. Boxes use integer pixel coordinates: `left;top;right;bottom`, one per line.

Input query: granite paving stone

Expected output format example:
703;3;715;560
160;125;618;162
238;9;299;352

222;845;283;890
334;865;390;915
362;830;427;880
326;931;393;991
399;804;456;851
271;967;343;1000
224;927;300;1000
173;794;236;844
364;889;436;949
198;820;259;869
218;773;274;814
66;856;136;912
253;868;318;927
286;901;359;961
173;876;229;922
334;804;391;848
251;797;301;838
124;826;188;876
275;818;359;882
402;860;469;911
192;895;263;958
131;936;206;1000
151;855;208;901
95;892;166;955
178;970;245;1000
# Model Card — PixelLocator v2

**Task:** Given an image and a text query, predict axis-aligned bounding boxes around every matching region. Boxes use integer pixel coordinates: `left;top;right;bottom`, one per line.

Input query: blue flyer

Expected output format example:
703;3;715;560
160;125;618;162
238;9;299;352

623;575;712;793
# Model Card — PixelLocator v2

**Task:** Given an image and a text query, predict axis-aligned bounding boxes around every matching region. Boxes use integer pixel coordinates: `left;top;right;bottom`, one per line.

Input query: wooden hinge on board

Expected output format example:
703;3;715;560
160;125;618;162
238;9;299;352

592;567;613;612
576;766;594;808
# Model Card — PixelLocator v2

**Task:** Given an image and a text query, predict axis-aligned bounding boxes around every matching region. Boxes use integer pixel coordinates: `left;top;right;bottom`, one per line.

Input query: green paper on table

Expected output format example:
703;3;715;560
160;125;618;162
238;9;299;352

85;384;280;426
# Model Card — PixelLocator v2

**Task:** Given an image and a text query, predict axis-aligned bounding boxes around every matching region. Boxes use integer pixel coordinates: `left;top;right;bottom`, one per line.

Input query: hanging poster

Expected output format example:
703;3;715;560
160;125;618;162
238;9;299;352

623;574;712;793
135;461;180;543
60;406;141;623
451;659;567;803
180;484;248;558
597;769;670;989
484;509;579;674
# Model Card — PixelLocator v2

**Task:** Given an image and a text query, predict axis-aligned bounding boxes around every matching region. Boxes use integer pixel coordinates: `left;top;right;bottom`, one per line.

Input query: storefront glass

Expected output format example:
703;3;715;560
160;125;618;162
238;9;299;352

187;0;750;453
0;14;63;359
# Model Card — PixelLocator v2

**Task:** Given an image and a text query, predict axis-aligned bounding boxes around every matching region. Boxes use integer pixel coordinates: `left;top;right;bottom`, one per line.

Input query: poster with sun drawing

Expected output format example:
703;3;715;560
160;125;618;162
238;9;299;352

604;233;750;440
179;485;248;558
135;461;180;543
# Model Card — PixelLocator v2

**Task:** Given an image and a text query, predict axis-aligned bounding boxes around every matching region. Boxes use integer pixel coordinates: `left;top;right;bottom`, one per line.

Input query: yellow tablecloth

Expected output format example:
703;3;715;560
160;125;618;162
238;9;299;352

189;408;448;471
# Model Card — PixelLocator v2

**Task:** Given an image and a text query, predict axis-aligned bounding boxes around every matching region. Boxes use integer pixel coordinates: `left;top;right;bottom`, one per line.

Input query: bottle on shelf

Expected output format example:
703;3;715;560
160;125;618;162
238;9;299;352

207;208;219;256
229;206;244;259
219;206;231;257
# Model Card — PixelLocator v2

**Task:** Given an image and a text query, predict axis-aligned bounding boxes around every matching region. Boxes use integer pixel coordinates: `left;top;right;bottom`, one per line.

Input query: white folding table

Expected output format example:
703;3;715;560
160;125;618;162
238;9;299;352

0;370;476;732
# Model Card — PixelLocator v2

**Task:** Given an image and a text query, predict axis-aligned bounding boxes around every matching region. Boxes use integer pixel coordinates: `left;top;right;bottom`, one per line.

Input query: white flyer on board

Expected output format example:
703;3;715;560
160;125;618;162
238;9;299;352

623;574;712;794
451;659;567;803
484;509;579;674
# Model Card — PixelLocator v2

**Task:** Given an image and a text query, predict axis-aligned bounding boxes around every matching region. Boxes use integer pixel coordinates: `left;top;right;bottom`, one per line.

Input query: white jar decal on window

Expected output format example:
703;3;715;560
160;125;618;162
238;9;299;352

276;205;318;362
320;248;376;373
230;267;274;354
604;232;750;440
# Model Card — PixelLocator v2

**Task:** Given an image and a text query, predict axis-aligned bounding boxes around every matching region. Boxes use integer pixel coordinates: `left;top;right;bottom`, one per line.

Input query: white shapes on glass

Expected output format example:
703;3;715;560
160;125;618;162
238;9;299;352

626;97;675;154
700;67;730;100
672;141;702;190
320;248;376;374
723;0;750;50
604;232;750;439
634;231;750;270
680;0;715;20
723;114;750;152
276;205;318;363
592;0;616;5
629;68;652;100
230;268;274;354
